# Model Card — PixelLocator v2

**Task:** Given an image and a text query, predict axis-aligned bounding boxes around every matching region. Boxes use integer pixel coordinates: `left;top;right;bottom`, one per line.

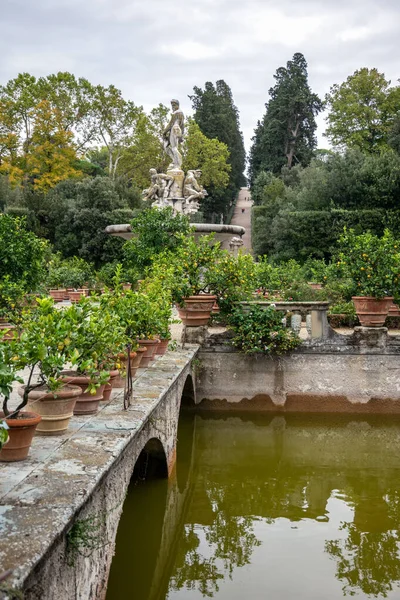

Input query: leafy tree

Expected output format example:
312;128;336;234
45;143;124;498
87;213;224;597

325;68;400;152
0;214;49;291
182;119;232;221
25;100;82;192
249;53;322;181
91;84;142;178
43;177;138;266
117;106;169;190
124;207;192;274
190;80;246;191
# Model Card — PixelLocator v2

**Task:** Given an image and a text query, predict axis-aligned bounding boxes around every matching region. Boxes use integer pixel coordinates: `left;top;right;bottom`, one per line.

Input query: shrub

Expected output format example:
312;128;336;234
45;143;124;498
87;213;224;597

228;304;301;355
335;228;400;300
0;214;49;291
124;208;192;275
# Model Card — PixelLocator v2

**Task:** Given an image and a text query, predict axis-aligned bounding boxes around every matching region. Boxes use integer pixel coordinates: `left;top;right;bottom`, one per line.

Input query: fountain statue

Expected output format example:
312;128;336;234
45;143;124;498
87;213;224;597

106;96;245;246
142;99;207;216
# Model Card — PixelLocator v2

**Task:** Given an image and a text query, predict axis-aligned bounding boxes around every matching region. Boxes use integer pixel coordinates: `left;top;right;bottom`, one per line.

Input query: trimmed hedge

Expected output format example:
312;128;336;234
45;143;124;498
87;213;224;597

252;207;400;261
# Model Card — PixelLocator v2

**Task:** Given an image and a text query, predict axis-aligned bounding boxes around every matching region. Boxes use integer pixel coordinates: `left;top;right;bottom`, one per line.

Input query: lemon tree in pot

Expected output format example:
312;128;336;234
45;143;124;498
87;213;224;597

0;342;31;461
336;229;400;327
61;297;126;414
10;297;82;439
150;234;221;327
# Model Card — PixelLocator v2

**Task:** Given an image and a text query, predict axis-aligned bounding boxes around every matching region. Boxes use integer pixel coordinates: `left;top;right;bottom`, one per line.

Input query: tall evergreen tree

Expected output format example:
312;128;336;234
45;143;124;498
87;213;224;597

189;80;246;220
249;53;322;183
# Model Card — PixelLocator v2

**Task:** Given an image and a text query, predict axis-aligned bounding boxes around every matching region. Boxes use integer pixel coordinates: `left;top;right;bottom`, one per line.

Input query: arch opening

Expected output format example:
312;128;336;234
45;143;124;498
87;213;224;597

132;437;168;483
181;374;195;408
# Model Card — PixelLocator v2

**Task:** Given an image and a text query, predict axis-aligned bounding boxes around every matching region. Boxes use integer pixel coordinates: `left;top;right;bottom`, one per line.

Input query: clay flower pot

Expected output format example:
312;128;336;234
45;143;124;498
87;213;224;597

388;302;400;318
138;339;159;367
177;295;216;327
155;339;169;356
0;411;41;462
60;371;105;415
49;289;66;302
68;290;87;303
0;319;16;342
113;351;145;388
20;384;82;435
352;296;393;327
102;370;119;401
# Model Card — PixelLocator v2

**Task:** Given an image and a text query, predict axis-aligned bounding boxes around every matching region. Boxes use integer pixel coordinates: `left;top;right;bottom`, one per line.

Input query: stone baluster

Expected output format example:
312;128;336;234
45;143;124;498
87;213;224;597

290;312;302;335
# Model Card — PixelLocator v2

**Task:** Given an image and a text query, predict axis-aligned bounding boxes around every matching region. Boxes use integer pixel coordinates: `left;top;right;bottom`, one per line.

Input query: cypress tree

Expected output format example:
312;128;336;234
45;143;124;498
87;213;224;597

249;53;322;183
189;80;246;220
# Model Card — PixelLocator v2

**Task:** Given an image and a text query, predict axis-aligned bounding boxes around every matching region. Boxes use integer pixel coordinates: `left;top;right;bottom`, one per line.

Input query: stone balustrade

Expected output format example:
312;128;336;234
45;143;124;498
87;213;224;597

240;301;332;340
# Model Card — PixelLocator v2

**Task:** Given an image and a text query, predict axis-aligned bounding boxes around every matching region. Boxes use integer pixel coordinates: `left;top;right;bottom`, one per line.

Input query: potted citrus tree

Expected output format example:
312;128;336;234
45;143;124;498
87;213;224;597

336;229;400;327
11;298;82;438
0;341;37;461
61;297;126;414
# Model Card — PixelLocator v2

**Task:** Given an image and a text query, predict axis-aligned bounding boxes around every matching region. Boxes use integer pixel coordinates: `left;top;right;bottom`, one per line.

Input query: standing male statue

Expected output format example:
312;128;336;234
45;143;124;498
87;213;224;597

163;99;185;169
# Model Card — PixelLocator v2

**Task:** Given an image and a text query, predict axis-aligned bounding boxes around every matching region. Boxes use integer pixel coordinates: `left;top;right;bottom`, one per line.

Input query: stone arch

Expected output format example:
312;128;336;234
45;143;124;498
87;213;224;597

181;373;196;408
177;374;196;492
107;437;169;598
133;437;169;482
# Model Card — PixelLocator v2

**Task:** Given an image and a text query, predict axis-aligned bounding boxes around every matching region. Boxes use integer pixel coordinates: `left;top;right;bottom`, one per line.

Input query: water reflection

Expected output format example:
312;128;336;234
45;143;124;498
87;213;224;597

107;413;400;600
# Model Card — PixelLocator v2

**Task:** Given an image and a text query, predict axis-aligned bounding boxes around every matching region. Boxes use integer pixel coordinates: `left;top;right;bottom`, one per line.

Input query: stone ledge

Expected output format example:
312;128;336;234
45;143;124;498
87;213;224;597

0;346;198;590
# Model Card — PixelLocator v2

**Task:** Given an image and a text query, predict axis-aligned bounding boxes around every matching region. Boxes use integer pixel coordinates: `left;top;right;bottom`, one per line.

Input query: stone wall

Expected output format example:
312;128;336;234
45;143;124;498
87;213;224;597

196;330;400;413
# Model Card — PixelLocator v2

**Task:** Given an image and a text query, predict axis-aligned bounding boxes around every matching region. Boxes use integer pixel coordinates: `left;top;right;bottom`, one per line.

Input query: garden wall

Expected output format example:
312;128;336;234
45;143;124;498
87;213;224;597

196;329;400;412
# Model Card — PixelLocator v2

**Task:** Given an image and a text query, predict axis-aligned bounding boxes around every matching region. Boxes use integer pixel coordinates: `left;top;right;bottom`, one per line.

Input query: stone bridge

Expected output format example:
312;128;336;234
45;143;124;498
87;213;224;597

0;346;198;600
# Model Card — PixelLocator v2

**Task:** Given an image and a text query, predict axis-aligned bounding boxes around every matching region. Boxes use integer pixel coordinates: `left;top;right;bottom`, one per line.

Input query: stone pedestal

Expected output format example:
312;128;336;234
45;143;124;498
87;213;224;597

352;326;388;351
167;167;184;199
181;325;209;346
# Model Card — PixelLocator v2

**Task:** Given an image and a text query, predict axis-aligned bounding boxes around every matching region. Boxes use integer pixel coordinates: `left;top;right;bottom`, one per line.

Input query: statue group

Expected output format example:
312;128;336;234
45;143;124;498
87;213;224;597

142;99;207;215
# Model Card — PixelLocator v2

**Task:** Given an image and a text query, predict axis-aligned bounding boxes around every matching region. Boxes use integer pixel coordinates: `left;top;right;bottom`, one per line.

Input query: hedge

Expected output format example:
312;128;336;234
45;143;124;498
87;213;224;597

252;207;400;261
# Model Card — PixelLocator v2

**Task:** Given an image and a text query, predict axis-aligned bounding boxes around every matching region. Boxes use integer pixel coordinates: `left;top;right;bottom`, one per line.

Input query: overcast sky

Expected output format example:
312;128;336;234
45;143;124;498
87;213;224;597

1;0;399;151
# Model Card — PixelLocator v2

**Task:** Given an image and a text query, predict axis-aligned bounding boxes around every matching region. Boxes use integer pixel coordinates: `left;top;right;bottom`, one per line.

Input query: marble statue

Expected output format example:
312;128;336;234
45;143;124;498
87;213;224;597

183;169;208;212
163;99;185;169
142;169;173;203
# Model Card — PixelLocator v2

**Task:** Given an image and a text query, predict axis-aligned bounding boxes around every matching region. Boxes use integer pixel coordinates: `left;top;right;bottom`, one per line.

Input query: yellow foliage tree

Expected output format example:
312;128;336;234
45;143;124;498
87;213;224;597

25;100;82;192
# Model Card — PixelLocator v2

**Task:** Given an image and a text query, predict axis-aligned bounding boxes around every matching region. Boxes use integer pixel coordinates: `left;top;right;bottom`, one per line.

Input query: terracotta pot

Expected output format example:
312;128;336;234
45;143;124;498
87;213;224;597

0;320;16;341
60;372;105;415
388;302;400;318
177;295;216;327
138;339;159;367
77;288;90;297
101;369;119;398
155;338;169;355
308;282;323;290
20;384;82;435
49;289;65;302
113;351;140;388
68;290;86;303
211;302;220;315
352;296;393;327
0;411;41;462
122;283;132;291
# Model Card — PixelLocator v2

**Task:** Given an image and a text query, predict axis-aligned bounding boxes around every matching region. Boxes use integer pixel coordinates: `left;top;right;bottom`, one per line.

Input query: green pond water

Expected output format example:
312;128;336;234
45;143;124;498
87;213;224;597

106;412;400;599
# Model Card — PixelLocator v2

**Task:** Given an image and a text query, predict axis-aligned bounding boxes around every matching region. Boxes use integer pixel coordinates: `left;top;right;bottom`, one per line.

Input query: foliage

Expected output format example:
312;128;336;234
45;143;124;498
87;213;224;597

46;255;95;289
0;341;23;419
0;214;49;291
206;252;256;315
329;301;356;316
66;297;126;385
335;228;400;300
325;68;400;152
182;119;232;221
189;80;246;191
124;207;192;274
42;177;137;267
252;205;400;262
249;52;322;182
228;304;301;355
0;277;28;320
